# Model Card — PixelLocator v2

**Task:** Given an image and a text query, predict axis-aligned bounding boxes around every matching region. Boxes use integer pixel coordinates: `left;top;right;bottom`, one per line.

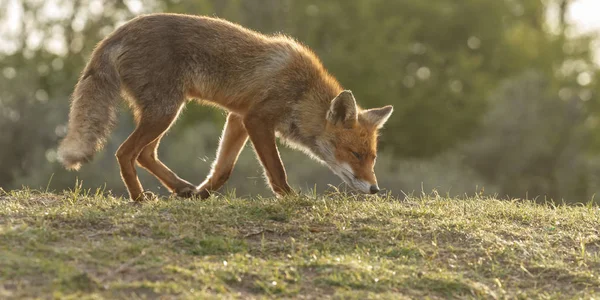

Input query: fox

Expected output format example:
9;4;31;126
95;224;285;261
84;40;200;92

57;13;393;201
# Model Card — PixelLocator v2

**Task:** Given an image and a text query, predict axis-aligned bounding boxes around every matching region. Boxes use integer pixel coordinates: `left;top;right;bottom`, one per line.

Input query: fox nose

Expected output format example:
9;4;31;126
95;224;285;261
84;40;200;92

369;185;379;194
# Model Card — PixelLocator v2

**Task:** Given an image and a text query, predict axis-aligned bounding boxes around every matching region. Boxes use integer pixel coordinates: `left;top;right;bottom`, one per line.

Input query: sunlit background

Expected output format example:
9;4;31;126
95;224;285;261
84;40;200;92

1;0;599;204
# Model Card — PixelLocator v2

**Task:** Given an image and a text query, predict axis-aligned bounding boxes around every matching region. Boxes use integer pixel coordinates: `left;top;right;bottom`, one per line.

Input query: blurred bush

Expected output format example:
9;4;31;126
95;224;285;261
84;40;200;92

462;71;591;202
1;0;599;204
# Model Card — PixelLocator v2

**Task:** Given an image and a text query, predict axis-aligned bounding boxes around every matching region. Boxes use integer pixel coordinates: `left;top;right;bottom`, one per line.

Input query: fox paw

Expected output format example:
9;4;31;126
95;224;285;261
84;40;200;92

274;185;297;199
174;186;210;199
132;191;157;203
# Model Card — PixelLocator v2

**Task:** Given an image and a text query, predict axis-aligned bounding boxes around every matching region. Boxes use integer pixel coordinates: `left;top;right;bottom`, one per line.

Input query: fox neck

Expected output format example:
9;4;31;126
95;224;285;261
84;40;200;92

274;57;344;164
280;91;341;164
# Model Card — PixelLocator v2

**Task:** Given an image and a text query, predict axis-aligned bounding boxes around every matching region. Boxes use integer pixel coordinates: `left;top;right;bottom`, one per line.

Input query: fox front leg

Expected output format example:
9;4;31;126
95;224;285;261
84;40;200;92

243;114;294;197
197;113;249;197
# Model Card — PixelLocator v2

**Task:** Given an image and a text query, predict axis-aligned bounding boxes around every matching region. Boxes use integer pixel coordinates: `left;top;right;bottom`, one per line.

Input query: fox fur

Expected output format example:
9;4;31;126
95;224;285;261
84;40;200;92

57;13;393;201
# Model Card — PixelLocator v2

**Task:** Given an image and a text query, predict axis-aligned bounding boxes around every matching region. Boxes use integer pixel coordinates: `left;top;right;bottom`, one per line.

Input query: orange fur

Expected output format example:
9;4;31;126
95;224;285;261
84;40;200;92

57;13;393;201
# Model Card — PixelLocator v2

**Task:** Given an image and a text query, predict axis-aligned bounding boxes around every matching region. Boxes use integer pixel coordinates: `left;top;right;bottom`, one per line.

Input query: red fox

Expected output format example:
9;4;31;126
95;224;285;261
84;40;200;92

57;13;393;201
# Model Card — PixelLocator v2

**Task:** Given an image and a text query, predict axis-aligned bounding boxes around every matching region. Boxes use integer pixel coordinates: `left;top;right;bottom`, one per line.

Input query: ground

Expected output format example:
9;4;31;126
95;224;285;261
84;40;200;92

1;187;599;299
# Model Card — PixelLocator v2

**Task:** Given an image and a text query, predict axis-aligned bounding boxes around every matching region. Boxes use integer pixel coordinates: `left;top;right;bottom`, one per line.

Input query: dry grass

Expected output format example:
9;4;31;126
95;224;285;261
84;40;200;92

1;187;599;299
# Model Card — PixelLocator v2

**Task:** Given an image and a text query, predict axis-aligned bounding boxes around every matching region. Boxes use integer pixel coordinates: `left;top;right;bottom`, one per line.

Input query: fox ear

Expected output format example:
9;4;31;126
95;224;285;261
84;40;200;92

362;105;393;129
327;90;357;128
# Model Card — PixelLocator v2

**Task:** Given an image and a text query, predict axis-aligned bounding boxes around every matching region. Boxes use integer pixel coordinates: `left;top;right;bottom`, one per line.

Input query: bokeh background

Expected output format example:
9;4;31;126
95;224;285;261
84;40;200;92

1;0;600;204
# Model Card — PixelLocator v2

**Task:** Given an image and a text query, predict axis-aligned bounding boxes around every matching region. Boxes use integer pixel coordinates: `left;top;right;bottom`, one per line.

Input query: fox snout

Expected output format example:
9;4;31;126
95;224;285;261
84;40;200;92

369;185;380;194
359;177;380;195
332;163;380;194
350;175;380;195
355;167;380;195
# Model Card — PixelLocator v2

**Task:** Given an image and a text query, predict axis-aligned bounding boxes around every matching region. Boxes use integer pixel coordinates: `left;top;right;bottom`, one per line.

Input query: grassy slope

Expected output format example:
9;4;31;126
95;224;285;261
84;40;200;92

1;188;599;299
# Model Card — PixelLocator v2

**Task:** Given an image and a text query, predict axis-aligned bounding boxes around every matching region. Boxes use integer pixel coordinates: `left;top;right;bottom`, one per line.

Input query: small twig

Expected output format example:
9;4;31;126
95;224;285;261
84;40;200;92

87;229;117;238
243;229;274;238
309;227;327;233
520;264;534;278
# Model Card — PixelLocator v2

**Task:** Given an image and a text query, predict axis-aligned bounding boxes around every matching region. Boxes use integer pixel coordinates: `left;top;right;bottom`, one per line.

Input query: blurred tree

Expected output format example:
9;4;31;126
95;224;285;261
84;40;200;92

161;0;597;158
0;0;140;189
462;71;590;201
0;0;598;202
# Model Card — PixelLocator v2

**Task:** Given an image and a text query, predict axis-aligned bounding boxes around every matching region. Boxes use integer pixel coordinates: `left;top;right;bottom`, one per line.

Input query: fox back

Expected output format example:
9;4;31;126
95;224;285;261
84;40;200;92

57;13;393;200
95;14;338;115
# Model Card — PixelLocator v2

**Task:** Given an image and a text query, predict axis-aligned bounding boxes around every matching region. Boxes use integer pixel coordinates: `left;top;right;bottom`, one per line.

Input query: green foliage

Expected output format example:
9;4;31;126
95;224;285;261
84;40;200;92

197;0;595;157
463;71;592;201
0;0;599;203
1;190;599;298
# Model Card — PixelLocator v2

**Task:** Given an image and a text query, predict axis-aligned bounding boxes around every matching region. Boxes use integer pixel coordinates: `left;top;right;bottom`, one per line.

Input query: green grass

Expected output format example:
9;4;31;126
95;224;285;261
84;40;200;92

1;188;599;299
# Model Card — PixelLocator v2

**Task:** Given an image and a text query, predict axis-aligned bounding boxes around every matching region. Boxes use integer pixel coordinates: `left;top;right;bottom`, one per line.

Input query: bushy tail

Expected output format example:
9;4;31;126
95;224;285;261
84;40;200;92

57;49;120;170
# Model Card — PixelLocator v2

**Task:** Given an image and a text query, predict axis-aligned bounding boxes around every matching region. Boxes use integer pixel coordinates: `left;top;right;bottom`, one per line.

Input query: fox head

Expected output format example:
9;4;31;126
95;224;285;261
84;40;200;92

316;90;393;194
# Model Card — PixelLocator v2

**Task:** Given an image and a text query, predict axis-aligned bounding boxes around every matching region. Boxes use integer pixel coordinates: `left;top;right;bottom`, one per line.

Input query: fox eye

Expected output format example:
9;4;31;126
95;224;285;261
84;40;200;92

352;151;361;160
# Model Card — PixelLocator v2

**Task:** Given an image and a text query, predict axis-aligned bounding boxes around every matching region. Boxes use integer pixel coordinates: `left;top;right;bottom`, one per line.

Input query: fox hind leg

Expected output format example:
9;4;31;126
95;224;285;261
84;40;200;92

116;101;187;201
137;125;197;197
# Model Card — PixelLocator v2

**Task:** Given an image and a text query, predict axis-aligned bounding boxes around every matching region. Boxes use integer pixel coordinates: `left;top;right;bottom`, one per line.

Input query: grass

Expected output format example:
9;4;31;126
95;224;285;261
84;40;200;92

1;187;599;299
